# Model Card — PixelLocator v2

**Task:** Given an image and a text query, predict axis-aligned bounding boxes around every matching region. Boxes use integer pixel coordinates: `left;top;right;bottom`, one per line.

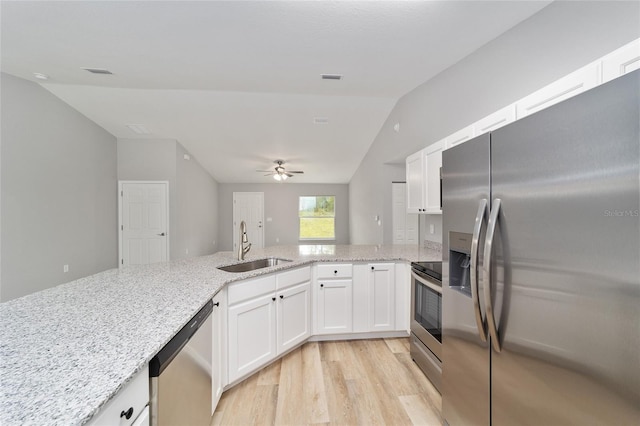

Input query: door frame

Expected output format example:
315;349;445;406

118;180;170;268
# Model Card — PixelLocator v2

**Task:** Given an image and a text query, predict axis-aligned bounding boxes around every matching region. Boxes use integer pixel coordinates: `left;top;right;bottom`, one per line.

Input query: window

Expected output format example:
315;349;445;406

299;196;335;240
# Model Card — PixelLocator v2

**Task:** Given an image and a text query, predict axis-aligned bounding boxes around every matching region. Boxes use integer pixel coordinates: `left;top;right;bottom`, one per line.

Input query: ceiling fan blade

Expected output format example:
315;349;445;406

264;173;274;176
288;170;304;174
256;169;274;172
285;173;294;177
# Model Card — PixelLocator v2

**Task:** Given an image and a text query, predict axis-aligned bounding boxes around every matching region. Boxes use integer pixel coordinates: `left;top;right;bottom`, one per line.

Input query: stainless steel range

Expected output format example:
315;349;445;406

410;261;442;391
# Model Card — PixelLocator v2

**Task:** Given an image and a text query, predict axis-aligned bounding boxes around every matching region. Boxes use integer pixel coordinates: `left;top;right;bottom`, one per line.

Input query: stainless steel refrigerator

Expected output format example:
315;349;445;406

441;70;639;425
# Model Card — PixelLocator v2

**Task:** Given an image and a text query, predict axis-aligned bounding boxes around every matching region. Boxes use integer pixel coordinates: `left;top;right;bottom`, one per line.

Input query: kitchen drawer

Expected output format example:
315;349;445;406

316;263;353;279
277;266;310;290
228;274;276;305
88;365;149;426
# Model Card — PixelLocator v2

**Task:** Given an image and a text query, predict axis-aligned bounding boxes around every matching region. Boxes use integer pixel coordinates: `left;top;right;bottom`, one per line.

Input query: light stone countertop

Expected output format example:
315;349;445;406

0;244;440;426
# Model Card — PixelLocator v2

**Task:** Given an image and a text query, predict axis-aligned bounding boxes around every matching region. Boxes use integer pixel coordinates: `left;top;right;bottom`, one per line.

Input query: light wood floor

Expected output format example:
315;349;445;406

212;338;442;425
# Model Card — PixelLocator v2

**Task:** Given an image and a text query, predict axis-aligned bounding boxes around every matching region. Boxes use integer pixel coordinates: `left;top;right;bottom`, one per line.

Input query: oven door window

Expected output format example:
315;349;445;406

415;282;442;343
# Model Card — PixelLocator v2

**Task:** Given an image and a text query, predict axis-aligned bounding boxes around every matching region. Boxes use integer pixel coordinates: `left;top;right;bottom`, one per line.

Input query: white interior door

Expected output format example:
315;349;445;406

392;182;418;244
119;181;169;267
233;192;264;252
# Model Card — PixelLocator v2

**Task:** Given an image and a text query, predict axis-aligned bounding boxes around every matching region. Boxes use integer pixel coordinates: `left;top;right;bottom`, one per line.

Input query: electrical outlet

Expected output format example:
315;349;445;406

429;224;435;234
63;264;69;273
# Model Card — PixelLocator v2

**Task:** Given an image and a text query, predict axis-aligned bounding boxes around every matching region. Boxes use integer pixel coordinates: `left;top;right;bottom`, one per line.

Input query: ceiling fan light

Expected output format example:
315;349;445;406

281;173;289;180
273;174;282;181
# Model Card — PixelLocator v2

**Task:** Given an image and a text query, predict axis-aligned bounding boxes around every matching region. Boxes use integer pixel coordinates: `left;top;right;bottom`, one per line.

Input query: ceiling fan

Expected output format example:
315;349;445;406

257;160;304;181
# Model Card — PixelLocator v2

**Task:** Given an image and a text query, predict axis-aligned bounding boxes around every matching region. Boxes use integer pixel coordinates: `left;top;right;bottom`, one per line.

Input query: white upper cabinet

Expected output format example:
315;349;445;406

423;140;443;214
445;125;475;150
413;38;639;161
406;140;443;214
405;150;425;213
516;62;601;119
473;104;516;136
602;38;640;83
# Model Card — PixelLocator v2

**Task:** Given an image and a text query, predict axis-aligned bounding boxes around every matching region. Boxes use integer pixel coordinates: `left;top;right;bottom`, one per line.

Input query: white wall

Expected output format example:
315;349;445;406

349;1;640;245
218;183;349;251
1;73;118;301
117;139;218;260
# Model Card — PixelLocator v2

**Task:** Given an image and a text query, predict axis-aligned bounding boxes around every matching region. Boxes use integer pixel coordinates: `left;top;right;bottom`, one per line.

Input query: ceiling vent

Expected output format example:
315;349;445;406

321;74;342;80
125;124;151;135
82;68;113;75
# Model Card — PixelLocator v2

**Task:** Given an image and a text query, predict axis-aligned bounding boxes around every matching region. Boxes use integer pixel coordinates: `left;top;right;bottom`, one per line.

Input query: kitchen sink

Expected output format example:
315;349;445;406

217;257;292;273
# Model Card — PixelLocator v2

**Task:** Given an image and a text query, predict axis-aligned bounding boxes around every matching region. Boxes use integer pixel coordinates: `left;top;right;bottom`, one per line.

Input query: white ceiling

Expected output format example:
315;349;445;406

1;1;551;183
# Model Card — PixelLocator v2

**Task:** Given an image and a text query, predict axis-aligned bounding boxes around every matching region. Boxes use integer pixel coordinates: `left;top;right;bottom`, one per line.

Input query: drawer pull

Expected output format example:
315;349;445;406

120;407;134;420
334;270;338;274
320;283;324;288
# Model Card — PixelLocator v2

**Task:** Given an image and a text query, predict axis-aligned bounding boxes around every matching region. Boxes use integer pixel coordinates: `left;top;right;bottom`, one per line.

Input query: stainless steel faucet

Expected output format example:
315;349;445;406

237;220;252;261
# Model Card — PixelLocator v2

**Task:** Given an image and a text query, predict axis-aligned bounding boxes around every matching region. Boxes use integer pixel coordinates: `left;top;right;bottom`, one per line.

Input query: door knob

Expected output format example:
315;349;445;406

157;232;166;236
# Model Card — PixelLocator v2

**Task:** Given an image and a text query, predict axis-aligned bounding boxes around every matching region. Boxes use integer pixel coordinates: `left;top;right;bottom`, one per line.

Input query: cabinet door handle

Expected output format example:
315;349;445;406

213;302;220;307
280;295;284;299
334;270;338;274
272;297;276;301
120;407;134;420
320;283;324;288
371;266;375;271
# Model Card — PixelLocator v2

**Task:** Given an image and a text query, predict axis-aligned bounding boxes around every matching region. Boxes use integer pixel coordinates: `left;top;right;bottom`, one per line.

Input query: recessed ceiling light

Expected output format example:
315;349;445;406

314;117;329;124
33;73;49;80
82;68;113;75
321;74;342;80
125;124;151;135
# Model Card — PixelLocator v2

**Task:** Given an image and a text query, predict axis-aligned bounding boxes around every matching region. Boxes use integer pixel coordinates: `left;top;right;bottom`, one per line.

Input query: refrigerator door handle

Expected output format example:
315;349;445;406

483;198;502;352
471;199;488;342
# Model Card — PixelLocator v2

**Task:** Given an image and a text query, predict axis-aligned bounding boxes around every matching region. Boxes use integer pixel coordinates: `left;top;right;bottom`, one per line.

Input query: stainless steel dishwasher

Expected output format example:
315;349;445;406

149;300;213;426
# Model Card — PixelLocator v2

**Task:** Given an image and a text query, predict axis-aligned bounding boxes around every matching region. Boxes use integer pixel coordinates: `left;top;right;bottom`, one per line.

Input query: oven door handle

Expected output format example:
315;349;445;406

471;199;488;342
411;270;442;295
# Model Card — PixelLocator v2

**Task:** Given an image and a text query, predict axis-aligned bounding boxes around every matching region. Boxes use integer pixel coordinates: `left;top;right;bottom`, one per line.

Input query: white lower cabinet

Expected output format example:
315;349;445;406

368;263;396;331
315;279;353;334
228;290;277;383
88;365;149;426
227;267;311;384
211;289;226;412
314;263;354;335
277;281;311;353
353;263;397;332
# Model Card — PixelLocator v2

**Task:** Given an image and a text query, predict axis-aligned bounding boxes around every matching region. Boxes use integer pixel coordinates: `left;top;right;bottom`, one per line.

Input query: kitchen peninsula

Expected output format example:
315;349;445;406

0;244;440;426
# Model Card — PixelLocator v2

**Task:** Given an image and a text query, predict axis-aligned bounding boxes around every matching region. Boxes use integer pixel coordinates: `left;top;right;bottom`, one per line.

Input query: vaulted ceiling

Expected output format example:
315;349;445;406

1;1;551;183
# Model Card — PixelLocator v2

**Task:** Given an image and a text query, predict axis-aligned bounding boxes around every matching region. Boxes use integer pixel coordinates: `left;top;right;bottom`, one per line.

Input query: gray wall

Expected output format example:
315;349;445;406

218;183;349;251
1;73;117;301
349;1;640;245
175;143;219;257
117;139;218;260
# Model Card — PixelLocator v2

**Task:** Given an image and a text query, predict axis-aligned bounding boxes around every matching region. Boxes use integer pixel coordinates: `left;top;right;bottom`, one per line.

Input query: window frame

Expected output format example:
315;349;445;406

298;195;336;241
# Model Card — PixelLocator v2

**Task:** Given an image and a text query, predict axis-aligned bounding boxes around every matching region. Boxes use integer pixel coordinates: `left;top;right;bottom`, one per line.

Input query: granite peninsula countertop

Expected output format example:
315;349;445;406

0;244;440;425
